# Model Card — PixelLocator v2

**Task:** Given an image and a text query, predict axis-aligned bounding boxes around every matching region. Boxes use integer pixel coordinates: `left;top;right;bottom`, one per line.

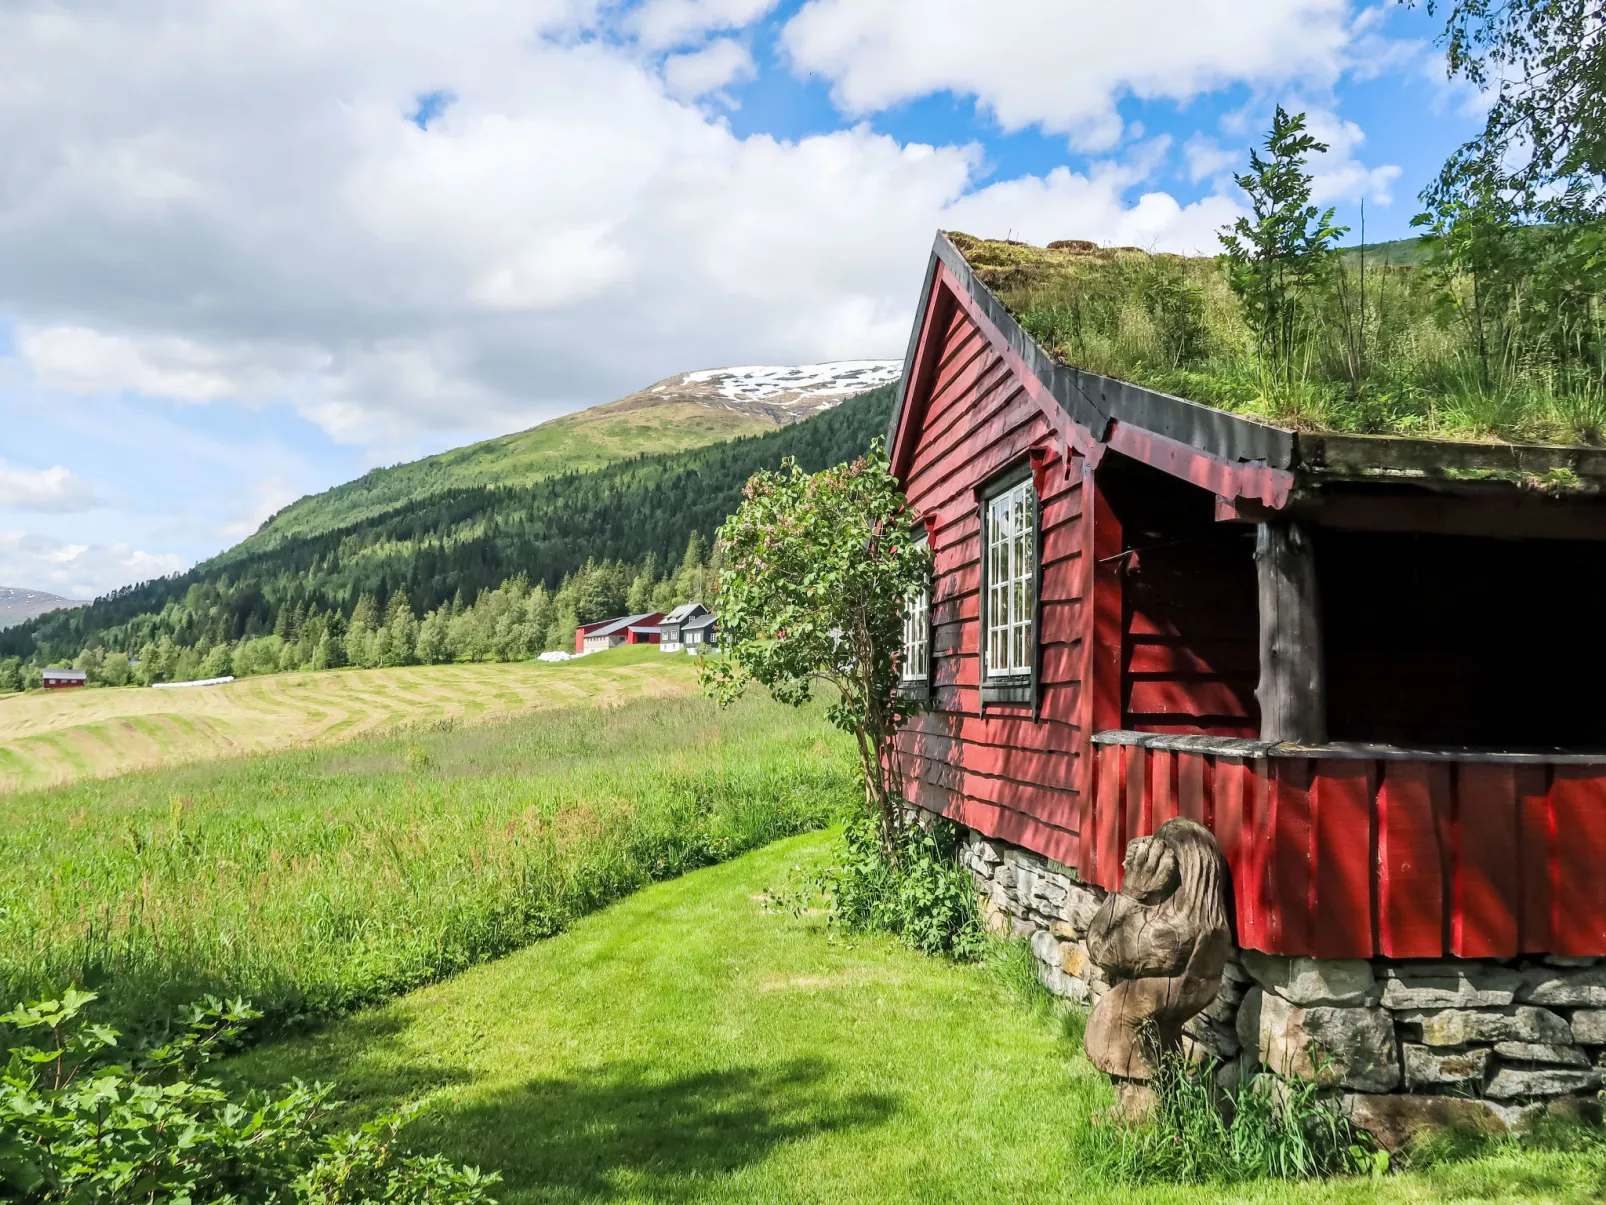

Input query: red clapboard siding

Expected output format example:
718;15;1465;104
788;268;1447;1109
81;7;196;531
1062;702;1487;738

1085;741;1606;958
890;296;1089;863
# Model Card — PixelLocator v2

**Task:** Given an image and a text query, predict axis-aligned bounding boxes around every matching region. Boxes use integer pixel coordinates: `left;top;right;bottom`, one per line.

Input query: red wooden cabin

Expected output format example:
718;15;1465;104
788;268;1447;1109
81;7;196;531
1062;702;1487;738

888;232;1606;960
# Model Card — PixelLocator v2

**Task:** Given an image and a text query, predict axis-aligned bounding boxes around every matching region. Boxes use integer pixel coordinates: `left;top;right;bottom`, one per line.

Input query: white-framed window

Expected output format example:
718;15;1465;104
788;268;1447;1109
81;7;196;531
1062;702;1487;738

985;479;1035;678
901;537;930;683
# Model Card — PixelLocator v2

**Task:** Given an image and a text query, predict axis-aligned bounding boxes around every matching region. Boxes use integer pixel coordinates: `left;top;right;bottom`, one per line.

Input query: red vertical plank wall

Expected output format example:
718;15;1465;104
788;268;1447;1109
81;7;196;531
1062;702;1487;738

1083;744;1606;958
891;296;1089;867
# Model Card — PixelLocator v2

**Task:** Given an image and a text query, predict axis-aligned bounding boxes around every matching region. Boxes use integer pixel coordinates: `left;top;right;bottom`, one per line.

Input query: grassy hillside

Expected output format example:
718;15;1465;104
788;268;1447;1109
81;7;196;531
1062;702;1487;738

1340;235;1433;267
0;645;695;793
2;382;897;664
246;400;776;552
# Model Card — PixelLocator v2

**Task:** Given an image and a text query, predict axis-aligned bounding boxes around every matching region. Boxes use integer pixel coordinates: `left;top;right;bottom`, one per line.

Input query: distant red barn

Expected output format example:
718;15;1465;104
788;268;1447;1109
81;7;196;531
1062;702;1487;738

576;613;664;654
888;232;1606;959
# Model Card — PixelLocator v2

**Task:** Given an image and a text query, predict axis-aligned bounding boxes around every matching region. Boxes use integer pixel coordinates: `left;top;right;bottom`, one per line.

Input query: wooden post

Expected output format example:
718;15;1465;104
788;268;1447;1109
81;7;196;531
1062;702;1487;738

1255;521;1326;743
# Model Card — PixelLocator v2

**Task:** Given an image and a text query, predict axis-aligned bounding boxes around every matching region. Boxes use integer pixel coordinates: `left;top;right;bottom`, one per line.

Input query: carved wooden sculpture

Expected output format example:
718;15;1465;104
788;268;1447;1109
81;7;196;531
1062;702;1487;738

1084;817;1231;1084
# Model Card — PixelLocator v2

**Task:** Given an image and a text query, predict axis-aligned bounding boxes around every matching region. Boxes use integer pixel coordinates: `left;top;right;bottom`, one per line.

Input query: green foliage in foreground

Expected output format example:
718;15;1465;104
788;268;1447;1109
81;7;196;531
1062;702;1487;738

0;692;858;1030
805;816;986;960
235;832;1606;1204
0;990;496;1204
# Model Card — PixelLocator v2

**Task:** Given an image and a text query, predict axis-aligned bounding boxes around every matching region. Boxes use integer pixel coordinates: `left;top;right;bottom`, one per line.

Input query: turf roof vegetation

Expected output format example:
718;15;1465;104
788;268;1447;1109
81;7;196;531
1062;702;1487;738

948;231;1606;449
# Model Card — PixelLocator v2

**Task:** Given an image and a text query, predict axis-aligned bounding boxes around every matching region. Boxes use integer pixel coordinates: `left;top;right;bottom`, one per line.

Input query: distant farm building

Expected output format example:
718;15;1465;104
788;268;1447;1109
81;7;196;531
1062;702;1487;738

575;612;664;654
659;602;710;651
679;612;718;651
42;668;87;689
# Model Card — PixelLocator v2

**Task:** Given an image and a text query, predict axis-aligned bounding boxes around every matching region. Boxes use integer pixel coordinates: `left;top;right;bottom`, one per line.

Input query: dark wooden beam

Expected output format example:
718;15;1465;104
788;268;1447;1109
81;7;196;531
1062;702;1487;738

1255;521;1326;743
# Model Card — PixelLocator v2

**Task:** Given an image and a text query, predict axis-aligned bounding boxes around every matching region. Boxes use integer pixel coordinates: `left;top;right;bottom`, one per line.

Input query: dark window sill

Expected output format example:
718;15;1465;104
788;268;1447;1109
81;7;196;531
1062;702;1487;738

896;680;931;702
980;678;1033;705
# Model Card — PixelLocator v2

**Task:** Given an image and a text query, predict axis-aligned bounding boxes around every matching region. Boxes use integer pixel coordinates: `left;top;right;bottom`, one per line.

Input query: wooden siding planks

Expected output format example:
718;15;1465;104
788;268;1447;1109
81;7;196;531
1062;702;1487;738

891;293;1088;863
1085;740;1606;958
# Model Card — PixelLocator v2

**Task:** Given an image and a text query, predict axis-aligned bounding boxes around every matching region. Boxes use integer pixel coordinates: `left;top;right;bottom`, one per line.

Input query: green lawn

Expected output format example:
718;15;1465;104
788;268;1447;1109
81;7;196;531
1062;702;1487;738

237;832;1606;1204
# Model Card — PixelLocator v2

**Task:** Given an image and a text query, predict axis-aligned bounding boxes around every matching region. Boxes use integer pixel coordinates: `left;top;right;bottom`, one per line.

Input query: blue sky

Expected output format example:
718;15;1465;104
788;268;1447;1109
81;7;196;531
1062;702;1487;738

0;0;1486;598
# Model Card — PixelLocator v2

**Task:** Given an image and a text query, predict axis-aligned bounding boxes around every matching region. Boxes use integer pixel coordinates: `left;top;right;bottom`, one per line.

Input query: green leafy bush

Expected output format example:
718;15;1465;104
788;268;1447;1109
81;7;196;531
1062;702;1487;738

814;817;985;960
1082;1054;1384;1184
0;989;498;1204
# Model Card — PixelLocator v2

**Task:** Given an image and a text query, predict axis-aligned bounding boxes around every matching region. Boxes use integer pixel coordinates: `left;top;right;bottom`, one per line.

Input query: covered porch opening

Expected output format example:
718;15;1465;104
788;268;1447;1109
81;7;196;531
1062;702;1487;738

1318;527;1606;750
1083;461;1606;957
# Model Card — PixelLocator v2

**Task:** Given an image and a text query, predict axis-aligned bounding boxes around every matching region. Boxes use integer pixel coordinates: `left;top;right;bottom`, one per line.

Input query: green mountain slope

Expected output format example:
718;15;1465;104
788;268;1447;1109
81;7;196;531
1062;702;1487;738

247;399;775;551
245;361;900;550
2;383;899;663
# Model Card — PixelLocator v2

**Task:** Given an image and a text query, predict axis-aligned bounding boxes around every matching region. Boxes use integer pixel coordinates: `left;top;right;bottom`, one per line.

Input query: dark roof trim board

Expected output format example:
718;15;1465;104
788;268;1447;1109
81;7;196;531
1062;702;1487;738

888;231;1606;503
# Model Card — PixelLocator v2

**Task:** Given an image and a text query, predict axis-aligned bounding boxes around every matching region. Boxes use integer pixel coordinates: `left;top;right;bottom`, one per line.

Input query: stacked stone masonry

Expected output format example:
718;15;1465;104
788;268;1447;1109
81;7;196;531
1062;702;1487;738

959;824;1606;1137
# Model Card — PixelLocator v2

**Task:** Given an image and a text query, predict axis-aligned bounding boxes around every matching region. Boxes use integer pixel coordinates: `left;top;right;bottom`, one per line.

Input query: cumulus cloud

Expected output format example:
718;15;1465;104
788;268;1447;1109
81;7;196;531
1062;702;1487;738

1304;108;1403;206
0;0;1397;453
781;0;1355;149
628;0;779;50
0;529;185;598
0;462;96;513
663;38;757;99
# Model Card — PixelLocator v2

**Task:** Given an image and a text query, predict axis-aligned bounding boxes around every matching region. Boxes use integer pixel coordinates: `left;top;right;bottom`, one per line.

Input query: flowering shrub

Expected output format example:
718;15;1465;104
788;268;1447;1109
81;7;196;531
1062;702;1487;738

703;441;930;853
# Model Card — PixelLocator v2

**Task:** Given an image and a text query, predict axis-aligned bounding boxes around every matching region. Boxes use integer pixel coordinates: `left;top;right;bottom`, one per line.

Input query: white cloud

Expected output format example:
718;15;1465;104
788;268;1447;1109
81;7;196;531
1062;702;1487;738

0;461;96;513
946;162;1244;258
0;0;1389;457
215;477;303;541
781;0;1355;149
16;327;326;404
1184;136;1239;185
1303;107;1403;206
0;529;185;598
629;0;779;50
663;38;757;99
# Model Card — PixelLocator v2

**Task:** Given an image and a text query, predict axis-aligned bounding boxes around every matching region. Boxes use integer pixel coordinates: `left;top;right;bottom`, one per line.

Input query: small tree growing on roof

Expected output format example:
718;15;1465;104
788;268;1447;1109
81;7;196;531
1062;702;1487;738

701;441;931;855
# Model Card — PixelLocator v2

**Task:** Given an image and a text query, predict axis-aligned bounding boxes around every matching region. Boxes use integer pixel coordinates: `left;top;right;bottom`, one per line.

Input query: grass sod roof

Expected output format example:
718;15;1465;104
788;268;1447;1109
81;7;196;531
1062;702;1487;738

935;231;1606;493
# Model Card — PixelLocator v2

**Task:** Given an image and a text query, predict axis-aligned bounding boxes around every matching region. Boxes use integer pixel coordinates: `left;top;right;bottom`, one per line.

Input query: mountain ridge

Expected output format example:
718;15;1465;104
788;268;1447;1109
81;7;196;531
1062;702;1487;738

0;587;85;631
246;360;901;551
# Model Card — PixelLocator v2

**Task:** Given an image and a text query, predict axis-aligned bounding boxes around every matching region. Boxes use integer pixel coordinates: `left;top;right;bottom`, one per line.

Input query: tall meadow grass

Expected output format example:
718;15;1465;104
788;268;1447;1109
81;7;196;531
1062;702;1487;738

0;693;858;1028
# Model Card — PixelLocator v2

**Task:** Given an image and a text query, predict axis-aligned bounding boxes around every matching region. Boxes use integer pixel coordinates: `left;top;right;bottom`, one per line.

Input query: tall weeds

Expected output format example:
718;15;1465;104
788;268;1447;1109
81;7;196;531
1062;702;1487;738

0;694;858;1030
1078;1055;1384;1184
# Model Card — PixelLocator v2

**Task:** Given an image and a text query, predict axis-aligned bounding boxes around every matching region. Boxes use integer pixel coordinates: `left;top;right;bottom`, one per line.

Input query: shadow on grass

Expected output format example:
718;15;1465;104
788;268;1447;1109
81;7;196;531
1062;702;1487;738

410;1057;898;1204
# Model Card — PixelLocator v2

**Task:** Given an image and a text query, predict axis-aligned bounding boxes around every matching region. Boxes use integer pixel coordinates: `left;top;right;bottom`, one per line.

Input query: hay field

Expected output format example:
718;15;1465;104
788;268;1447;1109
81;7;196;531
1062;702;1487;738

0;646;696;793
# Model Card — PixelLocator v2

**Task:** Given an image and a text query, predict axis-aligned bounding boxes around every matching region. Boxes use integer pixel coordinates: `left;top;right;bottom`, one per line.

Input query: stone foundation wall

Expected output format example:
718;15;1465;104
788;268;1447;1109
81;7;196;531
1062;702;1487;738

958;823;1606;1138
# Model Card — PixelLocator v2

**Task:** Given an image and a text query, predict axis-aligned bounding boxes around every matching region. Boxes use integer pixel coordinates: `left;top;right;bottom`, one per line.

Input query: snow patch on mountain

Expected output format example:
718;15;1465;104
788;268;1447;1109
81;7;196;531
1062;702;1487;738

627;360;902;424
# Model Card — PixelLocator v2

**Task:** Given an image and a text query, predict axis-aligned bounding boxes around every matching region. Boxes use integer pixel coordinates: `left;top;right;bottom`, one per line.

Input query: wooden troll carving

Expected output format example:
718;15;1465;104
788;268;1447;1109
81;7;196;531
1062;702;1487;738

1084;817;1231;1082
